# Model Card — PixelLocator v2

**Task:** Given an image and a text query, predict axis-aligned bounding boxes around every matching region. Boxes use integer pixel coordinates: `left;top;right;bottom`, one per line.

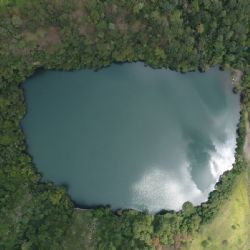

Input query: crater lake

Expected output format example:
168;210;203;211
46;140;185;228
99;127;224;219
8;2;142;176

22;63;240;212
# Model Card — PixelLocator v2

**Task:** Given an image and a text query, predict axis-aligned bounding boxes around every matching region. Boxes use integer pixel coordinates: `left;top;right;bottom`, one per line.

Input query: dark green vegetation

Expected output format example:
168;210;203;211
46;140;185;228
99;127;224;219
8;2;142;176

0;0;249;249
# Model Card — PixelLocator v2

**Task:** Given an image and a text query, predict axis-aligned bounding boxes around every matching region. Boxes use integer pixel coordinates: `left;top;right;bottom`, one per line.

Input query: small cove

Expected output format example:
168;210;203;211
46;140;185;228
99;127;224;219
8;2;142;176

22;63;240;213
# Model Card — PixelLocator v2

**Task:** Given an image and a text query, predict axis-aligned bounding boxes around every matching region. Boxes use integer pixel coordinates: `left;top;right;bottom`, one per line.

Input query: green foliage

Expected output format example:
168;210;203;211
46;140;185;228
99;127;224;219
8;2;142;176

201;239;210;248
0;0;249;249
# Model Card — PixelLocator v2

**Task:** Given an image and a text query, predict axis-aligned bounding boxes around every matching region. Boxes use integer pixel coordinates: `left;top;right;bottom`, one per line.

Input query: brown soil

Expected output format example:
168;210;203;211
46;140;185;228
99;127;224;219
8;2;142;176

116;17;128;33
153;238;164;250
232;69;243;86
71;9;85;21
38;26;61;48
78;23;94;36
131;20;142;33
22;26;61;52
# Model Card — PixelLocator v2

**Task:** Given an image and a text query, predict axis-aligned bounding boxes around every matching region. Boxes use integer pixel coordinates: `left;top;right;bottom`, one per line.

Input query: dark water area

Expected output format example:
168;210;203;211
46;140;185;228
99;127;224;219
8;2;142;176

22;63;240;212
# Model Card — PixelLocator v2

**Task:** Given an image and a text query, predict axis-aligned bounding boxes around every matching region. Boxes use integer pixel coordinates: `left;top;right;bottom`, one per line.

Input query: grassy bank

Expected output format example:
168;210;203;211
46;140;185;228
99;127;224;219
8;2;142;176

60;165;249;250
60;108;250;250
184;170;249;250
184;110;250;250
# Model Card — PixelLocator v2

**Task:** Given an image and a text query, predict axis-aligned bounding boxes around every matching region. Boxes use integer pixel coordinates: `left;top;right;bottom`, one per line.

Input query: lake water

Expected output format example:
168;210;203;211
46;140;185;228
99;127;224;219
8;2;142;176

22;63;240;212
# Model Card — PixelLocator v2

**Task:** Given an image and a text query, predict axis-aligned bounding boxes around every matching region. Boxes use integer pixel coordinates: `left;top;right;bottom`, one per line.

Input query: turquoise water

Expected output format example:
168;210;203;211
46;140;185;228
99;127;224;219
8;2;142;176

22;63;240;212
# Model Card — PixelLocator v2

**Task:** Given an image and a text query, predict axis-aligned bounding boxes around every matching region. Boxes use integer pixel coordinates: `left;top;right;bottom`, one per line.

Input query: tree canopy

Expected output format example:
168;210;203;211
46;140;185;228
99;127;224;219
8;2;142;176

0;0;249;249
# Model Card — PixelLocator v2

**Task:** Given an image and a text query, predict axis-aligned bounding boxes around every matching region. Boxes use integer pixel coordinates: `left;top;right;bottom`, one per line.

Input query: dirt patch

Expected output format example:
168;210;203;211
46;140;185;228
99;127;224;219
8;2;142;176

105;4;118;16
79;26;87;36
38;26;61;49
131;20;143;33
22;30;39;42
72;9;85;19
23;26;61;51
71;8;87;23
153;237;164;250
231;69;243;86
74;0;88;6
78;23;94;36
116;17;128;33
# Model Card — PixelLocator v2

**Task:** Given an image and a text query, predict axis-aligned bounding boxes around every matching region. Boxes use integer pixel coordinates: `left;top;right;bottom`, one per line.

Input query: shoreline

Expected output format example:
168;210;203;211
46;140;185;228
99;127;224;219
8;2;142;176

230;68;243;86
244;112;250;162
74;70;245;213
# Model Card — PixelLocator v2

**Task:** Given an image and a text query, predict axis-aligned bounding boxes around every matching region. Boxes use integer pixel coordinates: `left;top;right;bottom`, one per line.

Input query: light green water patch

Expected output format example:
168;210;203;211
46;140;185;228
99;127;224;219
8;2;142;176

22;63;240;212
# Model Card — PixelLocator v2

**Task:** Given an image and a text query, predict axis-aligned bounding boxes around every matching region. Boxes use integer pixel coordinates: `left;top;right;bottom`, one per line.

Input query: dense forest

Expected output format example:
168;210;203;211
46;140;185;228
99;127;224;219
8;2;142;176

0;0;249;249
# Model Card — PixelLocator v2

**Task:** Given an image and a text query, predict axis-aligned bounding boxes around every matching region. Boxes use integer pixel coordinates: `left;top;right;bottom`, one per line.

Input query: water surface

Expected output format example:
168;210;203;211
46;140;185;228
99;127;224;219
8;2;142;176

22;63;240;212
